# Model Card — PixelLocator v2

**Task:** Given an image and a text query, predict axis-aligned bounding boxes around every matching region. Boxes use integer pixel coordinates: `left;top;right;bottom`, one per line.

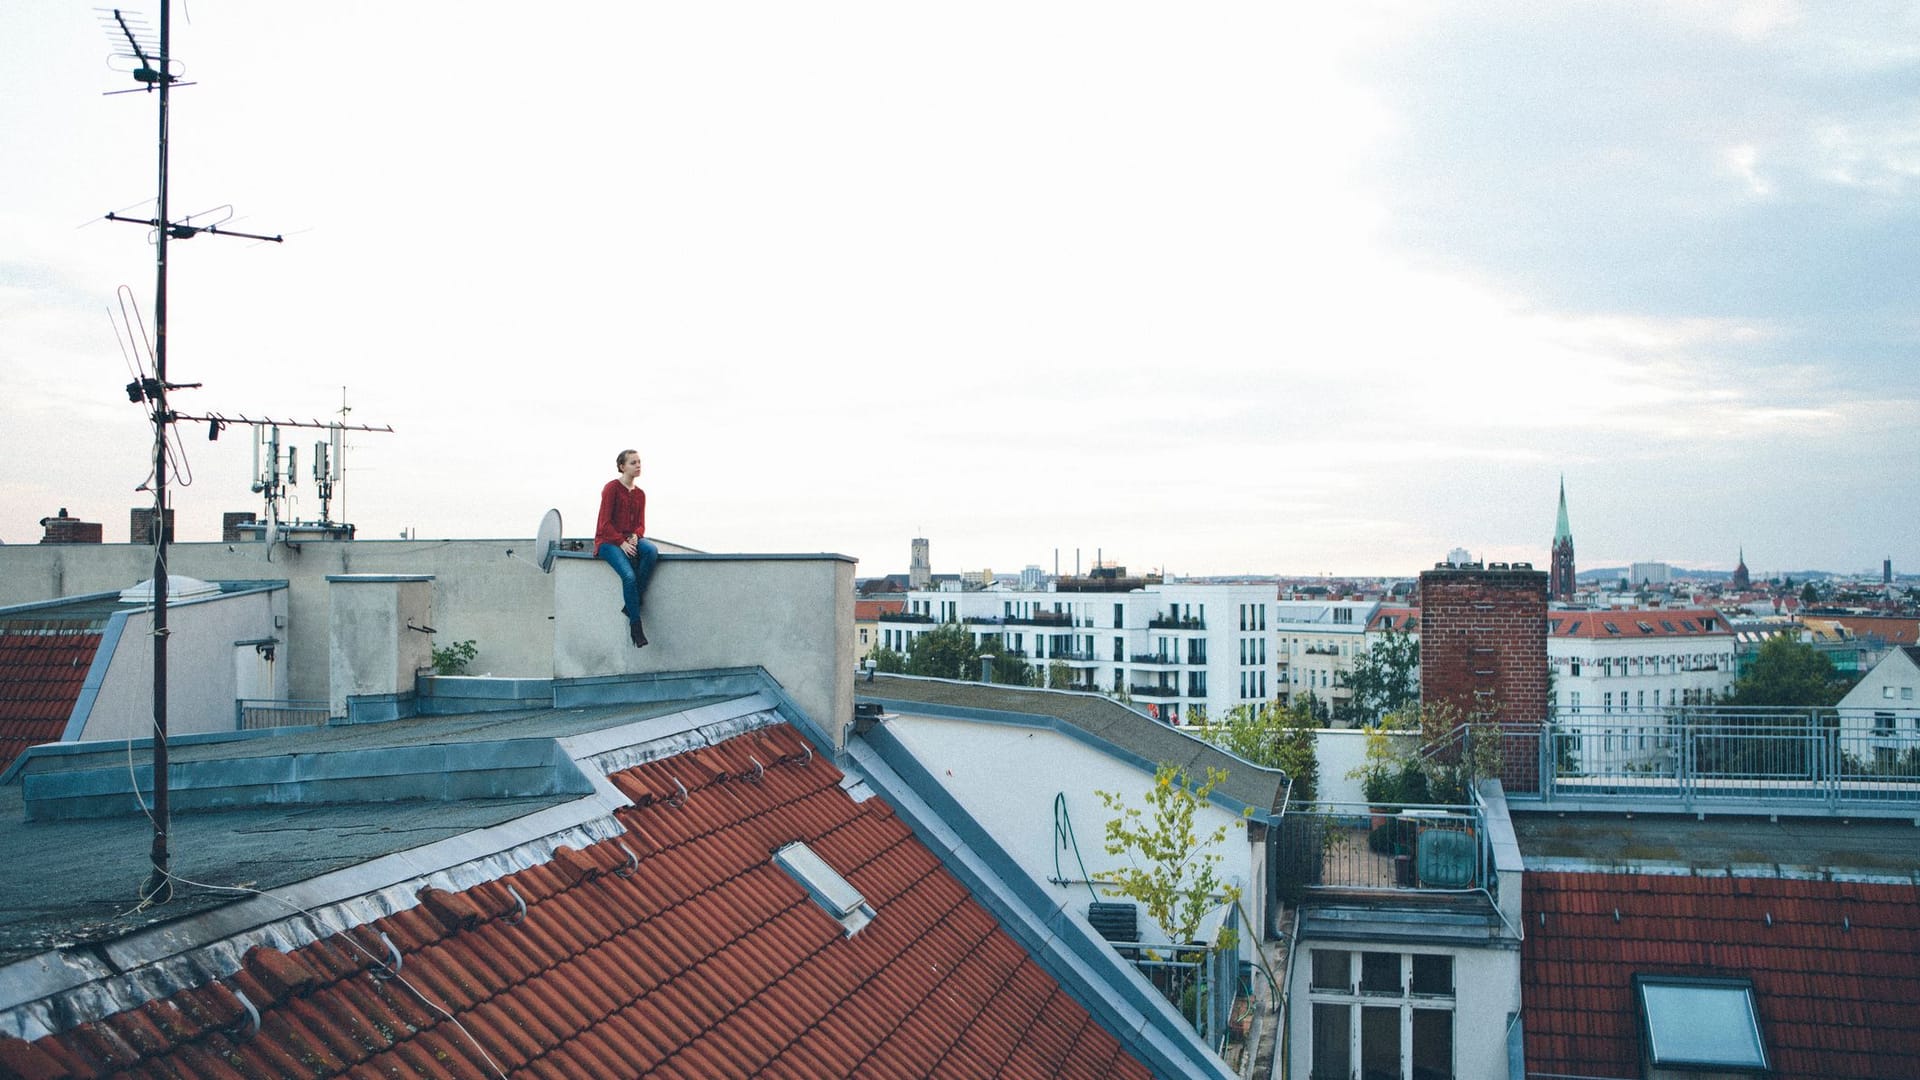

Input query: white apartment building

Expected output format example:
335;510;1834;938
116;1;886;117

877;582;1301;724
1548;608;1737;717
1274;599;1382;715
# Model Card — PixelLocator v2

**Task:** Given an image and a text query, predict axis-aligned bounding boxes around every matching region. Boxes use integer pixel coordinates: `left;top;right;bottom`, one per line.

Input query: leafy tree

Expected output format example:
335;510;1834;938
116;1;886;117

1800;581;1819;607
869;647;907;674
1338;629;1419;727
1097;764;1244;946
1216;698;1318;803
905;622;979;679
1730;634;1851;707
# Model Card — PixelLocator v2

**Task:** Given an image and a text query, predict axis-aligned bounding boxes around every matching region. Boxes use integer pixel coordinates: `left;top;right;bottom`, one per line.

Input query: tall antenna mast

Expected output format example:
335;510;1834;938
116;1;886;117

101;3;282;906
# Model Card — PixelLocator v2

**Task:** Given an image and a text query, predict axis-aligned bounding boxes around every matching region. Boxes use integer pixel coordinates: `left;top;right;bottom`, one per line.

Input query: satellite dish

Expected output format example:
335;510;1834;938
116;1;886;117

534;508;563;572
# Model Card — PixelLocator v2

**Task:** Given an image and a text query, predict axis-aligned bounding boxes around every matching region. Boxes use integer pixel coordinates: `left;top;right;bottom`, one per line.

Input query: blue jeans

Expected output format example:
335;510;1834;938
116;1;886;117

598;539;658;623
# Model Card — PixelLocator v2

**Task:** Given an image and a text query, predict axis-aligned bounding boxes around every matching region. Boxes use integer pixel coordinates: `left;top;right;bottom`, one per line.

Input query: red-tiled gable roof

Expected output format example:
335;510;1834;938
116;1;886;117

1523;871;1920;1080
854;598;906;620
1;723;1156;1080
0;628;101;774
1368;607;1418;632
1824;616;1919;646
1546;608;1731;640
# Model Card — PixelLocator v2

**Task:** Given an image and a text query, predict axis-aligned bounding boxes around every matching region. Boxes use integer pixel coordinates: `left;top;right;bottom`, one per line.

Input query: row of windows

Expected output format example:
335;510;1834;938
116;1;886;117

1239;670;1268;700
1559;686;1733;711
1239;604;1268;631
1565;654;1732;677
1239;637;1269;666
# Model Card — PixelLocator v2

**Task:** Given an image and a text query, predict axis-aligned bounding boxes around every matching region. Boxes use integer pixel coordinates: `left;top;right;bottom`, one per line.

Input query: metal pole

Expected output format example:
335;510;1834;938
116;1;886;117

142;0;174;906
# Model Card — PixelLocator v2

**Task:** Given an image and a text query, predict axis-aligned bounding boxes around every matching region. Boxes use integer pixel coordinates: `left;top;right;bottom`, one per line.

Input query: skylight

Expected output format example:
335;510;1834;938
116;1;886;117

774;841;874;936
1635;975;1768;1070
1603;622;1621;635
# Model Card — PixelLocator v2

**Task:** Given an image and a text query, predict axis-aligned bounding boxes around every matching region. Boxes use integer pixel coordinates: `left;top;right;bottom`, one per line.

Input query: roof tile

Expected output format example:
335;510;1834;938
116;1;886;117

13;724;1158;1080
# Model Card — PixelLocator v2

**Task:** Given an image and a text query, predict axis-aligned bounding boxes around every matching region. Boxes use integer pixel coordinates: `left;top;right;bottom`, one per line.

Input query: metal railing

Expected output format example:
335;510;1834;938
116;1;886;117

1274;802;1488;894
1515;707;1920;812
235;698;330;730
1109;901;1243;1050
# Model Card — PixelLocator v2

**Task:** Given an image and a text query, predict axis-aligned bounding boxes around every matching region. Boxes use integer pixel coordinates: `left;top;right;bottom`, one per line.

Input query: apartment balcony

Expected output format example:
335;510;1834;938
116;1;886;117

1052;649;1102;666
1129;653;1178;667
1129;684;1179;700
1147;616;1206;631
1274;802;1489;895
1007;612;1075;627
878;611;934;624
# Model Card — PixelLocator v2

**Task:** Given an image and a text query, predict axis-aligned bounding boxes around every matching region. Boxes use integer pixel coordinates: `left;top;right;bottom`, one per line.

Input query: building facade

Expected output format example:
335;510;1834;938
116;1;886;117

877;582;1341;724
1549;608;1737;717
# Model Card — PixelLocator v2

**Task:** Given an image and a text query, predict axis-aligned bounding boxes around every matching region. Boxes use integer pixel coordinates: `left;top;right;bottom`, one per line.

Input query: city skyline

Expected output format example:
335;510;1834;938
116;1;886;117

5;3;1917;576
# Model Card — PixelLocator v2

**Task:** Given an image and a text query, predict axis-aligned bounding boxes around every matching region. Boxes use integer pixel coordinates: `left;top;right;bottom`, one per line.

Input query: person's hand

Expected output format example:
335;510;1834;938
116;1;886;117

621;536;637;556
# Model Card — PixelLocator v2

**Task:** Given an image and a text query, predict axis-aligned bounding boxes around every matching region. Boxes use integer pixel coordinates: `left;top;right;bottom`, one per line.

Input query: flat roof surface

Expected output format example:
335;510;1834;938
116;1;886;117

1513;811;1920;878
0;696;724;967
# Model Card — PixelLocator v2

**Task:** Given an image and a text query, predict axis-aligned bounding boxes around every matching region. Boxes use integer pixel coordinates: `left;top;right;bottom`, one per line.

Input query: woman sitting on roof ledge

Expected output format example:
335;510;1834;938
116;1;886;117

596;448;657;649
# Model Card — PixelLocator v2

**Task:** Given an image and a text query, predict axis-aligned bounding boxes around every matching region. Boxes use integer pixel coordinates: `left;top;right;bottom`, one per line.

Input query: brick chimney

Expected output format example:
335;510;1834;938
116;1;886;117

38;509;102;544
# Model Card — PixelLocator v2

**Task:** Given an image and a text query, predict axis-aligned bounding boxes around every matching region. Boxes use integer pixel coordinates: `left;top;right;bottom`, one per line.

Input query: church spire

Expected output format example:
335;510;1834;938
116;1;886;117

1549;475;1576;601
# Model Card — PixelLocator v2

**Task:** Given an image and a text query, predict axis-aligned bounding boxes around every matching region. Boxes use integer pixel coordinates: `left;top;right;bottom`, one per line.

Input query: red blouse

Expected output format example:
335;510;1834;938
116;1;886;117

594;479;646;549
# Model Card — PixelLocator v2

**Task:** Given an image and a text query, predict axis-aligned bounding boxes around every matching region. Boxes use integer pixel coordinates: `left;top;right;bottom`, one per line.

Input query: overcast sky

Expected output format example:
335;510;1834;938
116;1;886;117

4;2;1916;580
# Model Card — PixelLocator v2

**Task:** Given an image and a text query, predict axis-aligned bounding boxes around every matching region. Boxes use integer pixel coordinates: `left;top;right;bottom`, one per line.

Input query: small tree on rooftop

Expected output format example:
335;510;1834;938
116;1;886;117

1097;764;1244;947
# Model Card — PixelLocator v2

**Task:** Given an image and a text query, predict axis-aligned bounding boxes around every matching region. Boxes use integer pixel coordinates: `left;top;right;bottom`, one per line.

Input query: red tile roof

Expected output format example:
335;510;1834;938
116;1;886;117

0;628;102;774
854;599;906;620
1547;608;1731;640
1523;871;1920;1080
0;723;1157;1079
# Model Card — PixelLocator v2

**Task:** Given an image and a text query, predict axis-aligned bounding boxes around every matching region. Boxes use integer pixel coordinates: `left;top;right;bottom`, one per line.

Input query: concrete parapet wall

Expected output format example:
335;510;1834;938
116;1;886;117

553;552;855;748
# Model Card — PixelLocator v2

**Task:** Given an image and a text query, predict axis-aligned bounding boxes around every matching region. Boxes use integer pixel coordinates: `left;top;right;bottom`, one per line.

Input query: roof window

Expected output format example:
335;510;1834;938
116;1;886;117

1659;621;1676;633
1603;622;1621;635
1568;621;1582;634
1636;621;1656;633
1634;975;1768;1072
774;841;874;936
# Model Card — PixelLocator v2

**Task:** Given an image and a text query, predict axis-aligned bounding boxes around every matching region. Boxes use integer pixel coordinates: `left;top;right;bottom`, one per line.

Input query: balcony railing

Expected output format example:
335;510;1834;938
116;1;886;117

1274;802;1487;895
1007;612;1075;627
236;699;330;730
1148;616;1206;631
878;611;934;623
1130;653;1178;666
1502;707;1920;814
1101;901;1242;1052
1129;684;1179;699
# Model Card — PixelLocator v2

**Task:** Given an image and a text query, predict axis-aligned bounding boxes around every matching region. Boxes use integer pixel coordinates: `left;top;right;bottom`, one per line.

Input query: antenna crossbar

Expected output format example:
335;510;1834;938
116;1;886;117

173;412;394;433
104;212;283;244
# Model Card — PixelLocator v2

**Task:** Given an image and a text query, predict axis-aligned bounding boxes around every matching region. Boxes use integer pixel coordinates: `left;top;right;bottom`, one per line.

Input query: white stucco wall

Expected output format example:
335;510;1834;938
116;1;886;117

327;576;434;718
1286;938;1520;1080
0;539;577;702
553;552;855;748
880;712;1261;949
77;586;288;741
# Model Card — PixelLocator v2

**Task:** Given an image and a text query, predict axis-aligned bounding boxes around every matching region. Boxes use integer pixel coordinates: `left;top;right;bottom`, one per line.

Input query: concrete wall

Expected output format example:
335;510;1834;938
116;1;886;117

327;576;435;719
78;586;288;741
878;713;1261;949
1286;939;1520;1080
0;537;683;702
553;551;856;748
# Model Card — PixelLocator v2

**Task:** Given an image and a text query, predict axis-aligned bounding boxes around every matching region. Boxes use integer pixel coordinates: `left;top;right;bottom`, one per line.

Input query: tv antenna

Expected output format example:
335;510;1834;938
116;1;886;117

97;3;368;907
